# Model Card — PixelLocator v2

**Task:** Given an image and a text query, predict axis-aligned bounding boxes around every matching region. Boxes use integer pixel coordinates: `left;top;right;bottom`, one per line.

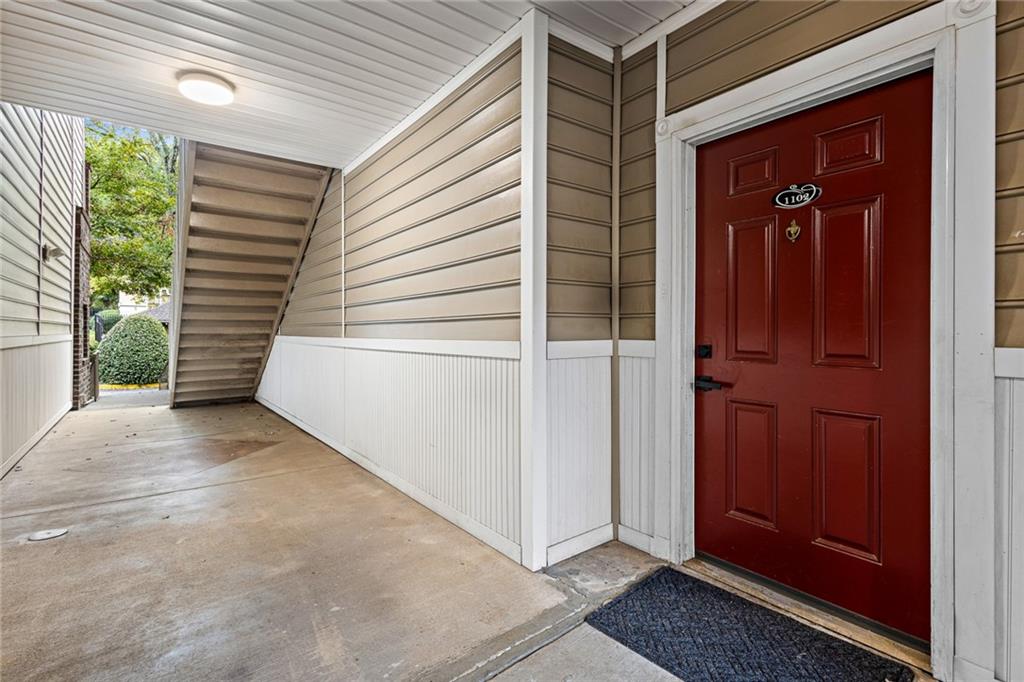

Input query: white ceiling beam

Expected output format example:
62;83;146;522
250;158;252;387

622;0;725;58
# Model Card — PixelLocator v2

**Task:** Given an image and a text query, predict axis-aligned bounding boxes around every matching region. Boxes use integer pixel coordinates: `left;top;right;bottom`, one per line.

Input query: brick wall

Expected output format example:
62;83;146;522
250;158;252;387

72;200;94;410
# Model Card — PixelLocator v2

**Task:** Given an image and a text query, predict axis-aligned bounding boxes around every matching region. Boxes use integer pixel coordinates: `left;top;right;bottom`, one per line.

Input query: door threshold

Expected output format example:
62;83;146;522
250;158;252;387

677;556;933;679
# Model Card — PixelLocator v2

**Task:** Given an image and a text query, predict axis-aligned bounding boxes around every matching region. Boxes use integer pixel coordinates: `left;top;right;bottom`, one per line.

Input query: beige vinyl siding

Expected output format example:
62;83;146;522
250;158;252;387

342;43;522;341
664;1;937;116
611;1;936;341
547;37;614;341
996;0;1024;346
618;44;657;340
1;103;80;339
280;170;344;337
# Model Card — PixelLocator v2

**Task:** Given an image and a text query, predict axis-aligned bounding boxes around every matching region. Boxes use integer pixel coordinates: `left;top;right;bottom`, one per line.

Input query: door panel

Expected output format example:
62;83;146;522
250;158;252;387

695;70;932;641
811;408;881;563
812;197;881;368
726;399;778;530
727;216;778;362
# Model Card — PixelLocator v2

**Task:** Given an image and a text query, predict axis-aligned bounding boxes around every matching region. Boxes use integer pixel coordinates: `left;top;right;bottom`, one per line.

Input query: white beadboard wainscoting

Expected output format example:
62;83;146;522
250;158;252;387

1;337;73;475
256;336;523;562
616;340;665;555
546;340;613;564
995;348;1024;682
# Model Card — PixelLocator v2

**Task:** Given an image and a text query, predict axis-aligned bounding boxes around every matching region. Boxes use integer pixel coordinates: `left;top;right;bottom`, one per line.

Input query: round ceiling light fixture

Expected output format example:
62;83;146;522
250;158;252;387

177;71;235;106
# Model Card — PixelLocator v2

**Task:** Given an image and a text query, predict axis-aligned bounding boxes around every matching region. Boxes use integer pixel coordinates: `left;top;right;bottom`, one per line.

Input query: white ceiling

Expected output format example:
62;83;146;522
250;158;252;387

0;1;687;168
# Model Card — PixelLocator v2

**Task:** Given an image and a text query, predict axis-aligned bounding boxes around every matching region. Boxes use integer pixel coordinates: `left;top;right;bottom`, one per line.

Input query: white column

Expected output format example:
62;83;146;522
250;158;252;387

519;8;549;570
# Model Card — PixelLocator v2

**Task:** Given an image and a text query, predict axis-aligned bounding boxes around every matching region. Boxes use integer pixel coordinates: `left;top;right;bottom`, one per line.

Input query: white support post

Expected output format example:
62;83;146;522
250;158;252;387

519;8;549;571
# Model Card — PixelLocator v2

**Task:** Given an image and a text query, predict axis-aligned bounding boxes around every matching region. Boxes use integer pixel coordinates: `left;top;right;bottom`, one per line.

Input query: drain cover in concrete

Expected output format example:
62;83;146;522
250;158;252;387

28;528;68;541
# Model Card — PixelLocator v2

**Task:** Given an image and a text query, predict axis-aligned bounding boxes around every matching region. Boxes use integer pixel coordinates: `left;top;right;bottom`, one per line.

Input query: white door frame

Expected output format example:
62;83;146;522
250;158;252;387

653;3;996;679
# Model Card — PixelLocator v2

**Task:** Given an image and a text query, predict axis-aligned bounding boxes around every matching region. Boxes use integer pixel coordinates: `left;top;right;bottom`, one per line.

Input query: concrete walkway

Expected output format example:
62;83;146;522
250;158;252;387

1;398;665;681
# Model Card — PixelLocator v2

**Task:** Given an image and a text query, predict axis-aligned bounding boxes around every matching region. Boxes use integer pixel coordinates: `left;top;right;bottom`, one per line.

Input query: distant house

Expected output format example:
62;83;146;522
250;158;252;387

133;301;171;330
118;288;170;316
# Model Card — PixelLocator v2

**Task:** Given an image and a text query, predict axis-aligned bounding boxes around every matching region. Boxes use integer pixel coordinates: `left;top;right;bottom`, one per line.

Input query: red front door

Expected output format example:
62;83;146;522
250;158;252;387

694;71;933;641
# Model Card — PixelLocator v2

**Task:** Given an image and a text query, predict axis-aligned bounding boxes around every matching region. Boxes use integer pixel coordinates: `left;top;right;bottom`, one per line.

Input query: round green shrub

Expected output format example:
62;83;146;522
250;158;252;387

96;308;122;332
97;315;168;384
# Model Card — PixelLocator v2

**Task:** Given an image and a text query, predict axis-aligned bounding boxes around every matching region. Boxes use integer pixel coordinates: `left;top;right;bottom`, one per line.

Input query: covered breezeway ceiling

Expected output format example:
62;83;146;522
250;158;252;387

0;0;688;169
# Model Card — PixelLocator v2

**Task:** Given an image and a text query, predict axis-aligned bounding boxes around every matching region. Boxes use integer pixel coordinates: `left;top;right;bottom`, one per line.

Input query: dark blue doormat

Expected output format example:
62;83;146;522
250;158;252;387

586;567;915;682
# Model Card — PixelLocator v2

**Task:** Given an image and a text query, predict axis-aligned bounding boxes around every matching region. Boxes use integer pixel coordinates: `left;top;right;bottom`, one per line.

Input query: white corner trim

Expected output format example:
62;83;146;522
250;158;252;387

0;334;72;350
520;7;549;572
622;0;726;59
549;18;614;62
1;401;70;477
256;395;522;563
343;18;525;175
618;339;656;358
547;339;613;359
995;348;1024;378
273;335;520;359
547;523;614;565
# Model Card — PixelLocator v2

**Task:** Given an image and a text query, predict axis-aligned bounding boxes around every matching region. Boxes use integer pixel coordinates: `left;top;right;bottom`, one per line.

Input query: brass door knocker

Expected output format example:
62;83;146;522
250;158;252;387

786;219;801;243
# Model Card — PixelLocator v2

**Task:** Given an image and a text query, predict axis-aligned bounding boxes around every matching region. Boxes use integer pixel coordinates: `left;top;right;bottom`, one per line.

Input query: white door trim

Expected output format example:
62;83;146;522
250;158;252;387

653;3;996;679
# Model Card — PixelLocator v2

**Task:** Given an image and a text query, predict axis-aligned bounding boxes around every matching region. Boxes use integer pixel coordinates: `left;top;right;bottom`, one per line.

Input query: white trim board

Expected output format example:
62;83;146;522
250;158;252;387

653;3;996;679
619;340;656;358
547;340;612;359
995;348;1024;379
622;0;725;59
0;334;72;350
547;523;614;565
549;19;614;62
1;401;70;478
274;335;520;359
256;396;521;562
343;17;526;175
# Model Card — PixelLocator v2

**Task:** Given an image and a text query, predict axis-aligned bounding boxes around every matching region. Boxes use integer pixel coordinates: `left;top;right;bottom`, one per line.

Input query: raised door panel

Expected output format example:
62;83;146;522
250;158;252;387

727;216;778;362
812;409;882;563
812;197;881;368
728;146;779;196
726;399;778;530
814;116;883;176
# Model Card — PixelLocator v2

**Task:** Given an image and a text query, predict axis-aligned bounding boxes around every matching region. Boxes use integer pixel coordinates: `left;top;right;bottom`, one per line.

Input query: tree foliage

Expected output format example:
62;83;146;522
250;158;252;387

86;121;177;302
97;315;169;384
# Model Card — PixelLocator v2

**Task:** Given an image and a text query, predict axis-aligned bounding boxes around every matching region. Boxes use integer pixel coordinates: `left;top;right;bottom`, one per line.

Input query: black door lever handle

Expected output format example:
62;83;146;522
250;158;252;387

693;375;725;392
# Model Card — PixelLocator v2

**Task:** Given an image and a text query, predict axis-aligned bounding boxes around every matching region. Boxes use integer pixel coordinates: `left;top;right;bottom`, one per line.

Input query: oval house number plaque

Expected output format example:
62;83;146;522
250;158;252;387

773;183;822;209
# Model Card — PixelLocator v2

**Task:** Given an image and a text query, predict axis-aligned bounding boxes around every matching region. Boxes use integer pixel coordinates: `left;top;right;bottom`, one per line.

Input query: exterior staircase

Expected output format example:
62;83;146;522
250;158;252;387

169;142;330;407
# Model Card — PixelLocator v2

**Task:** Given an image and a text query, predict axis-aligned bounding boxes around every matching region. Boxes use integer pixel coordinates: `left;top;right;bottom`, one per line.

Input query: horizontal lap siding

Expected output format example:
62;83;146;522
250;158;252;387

1;103;42;338
622;0;937;342
39;111;74;335
1;103;80;339
280;170;344;337
619;45;656;340
996;0;1024;346
342;44;522;341
664;1;937;115
547;38;614;341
